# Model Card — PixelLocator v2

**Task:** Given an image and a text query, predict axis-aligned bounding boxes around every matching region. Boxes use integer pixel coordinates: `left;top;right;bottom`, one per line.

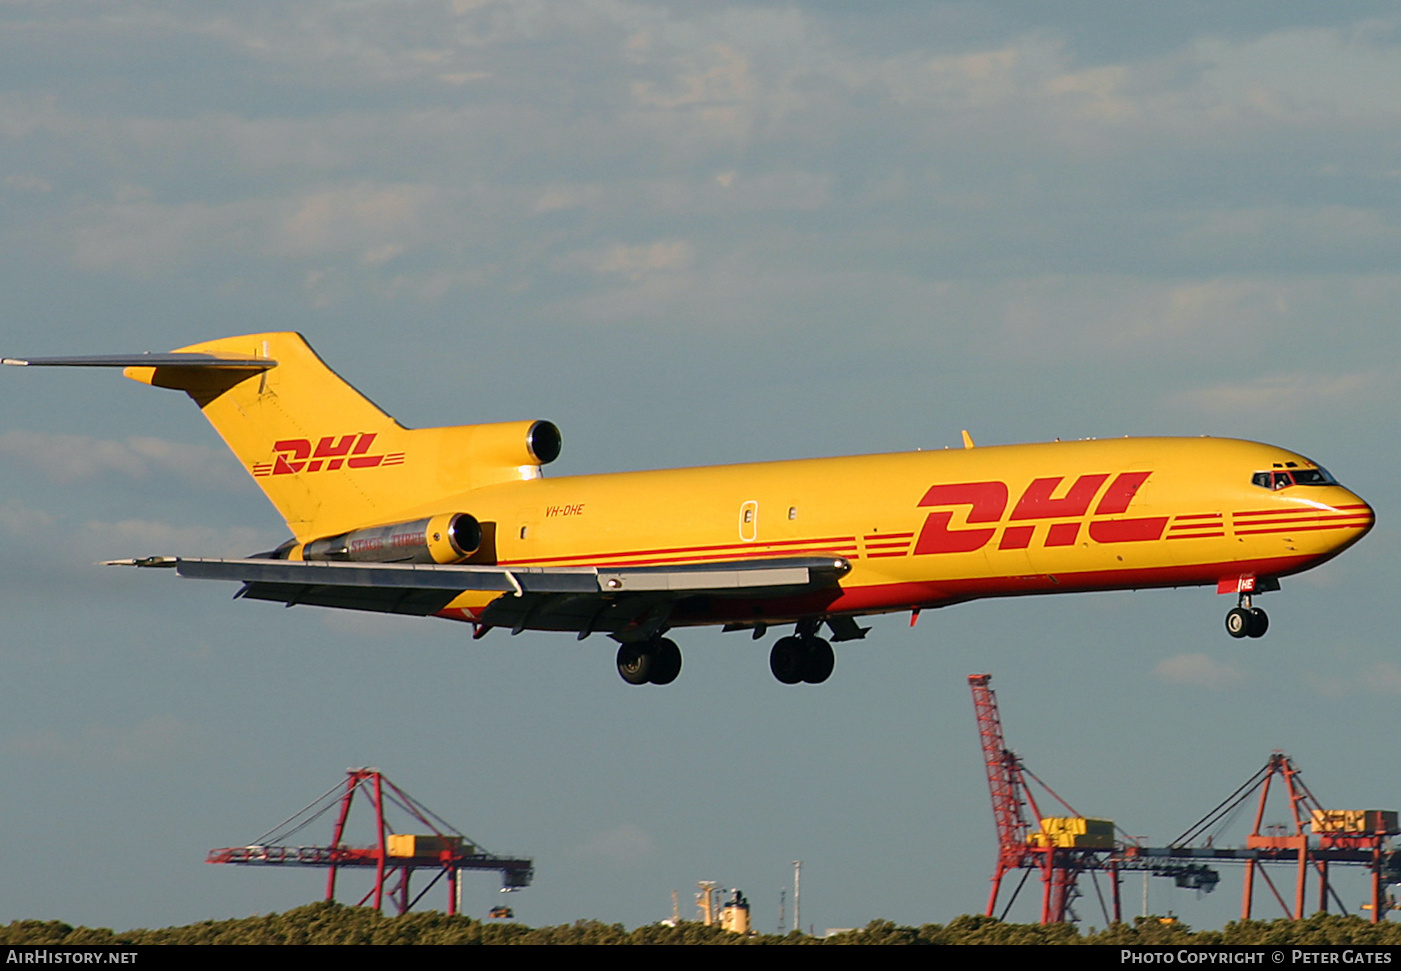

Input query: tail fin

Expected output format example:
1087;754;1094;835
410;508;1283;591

125;333;558;540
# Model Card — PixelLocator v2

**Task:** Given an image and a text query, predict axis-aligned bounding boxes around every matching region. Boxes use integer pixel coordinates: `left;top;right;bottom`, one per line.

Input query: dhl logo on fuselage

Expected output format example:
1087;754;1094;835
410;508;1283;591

250;433;406;477
914;471;1164;554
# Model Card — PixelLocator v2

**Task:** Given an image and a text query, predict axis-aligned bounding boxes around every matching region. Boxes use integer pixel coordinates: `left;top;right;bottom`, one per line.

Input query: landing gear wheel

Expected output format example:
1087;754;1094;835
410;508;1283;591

1247;607;1269;639
1225;607;1251;639
616;643;654;685
649;638;682;684
769;636;805;684
801;637;834;684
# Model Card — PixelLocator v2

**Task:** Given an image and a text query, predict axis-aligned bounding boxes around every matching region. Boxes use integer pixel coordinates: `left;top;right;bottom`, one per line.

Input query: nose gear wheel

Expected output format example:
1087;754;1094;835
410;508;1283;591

1226;594;1269;639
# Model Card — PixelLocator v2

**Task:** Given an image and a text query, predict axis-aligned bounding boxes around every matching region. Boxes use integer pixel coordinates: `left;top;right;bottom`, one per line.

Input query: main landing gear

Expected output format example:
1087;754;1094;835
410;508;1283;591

616;637;682;685
613;620;844;686
1225;594;1269;639
769;633;835;685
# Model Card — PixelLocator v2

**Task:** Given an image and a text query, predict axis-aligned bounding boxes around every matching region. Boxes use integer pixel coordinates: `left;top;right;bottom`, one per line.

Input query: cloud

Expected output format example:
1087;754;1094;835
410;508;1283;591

631;43;754;118
1307;661;1401;698
990;276;1276;360
533;182;605;215
1363;662;1401;695
79;520;280;559
71;181;451;275
1043;65;1136;121
0;430;242;488
273;183;441;262
1194;26;1401;120
71;188;270;274
1173;207;1401;266
1169;371;1380;420
4;174;52;193
9;3;1397;333
570;823;656;866
0;500;279;560
923;47;1024;107
0;498;56;537
1153;653;1243;690
583;240;694;281
5;5;1401;357
5;715;201;769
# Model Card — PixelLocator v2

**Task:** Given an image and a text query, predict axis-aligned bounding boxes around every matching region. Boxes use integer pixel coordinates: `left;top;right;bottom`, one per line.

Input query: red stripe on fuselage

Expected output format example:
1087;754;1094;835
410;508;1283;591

659;552;1335;628
1233;522;1371;537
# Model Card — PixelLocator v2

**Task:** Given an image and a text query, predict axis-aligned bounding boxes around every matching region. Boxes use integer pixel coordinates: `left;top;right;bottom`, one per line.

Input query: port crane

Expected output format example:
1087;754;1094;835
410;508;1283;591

207;768;533;915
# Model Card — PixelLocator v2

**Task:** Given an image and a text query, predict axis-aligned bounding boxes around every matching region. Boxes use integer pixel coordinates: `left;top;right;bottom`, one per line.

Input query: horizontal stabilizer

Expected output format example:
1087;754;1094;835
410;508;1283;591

3;353;276;369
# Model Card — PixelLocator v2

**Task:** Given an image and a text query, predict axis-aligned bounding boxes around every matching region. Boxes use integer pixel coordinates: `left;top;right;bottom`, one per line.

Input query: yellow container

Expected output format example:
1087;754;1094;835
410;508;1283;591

1039;817;1113;836
1311;810;1399;835
387;834;468;858
1031;818;1114;848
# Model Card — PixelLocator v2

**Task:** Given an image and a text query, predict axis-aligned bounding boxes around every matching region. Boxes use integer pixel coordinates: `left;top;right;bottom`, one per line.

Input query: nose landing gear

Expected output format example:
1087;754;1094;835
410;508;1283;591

1225;595;1269;639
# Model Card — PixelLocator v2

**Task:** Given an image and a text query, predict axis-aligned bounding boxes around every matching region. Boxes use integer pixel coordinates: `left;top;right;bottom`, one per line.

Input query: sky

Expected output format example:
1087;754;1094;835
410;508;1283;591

0;0;1399;933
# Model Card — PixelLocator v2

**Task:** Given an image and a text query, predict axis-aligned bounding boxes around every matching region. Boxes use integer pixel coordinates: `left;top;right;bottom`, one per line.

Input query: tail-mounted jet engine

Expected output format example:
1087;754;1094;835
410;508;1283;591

520;420;562;466
464;419;561;476
302;513;482;564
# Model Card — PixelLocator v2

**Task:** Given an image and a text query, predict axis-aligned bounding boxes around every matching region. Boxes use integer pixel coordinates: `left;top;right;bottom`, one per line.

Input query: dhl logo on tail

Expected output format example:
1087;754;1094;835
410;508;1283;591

251;433;406;477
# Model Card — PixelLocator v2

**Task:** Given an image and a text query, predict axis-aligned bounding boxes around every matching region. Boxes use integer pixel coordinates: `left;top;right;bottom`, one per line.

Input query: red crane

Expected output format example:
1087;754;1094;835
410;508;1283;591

207;768;533;915
1155;752;1399;922
969;678;1399;924
968;674;1124;924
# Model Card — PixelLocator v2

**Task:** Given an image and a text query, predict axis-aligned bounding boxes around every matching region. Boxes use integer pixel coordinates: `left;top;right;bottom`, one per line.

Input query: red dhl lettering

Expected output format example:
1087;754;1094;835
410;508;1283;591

1011;473;1109;520
913;482;1006;554
914;472;1168;554
251;433;405;477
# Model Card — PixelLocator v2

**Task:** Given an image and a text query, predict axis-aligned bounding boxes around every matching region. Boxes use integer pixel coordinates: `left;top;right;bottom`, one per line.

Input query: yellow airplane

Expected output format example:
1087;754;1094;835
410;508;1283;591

4;332;1374;685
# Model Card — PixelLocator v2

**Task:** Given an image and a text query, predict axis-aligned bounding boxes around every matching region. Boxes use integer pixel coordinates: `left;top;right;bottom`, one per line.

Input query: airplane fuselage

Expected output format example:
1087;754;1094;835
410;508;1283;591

407;435;1371;629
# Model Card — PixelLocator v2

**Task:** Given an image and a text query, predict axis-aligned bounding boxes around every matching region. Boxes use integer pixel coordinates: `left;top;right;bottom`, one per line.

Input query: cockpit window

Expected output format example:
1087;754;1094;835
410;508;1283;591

1251;467;1337;490
1290;468;1335;485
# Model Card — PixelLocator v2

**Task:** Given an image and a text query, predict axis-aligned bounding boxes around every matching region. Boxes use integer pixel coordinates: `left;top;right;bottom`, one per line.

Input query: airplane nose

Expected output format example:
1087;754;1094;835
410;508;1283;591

1327;489;1374;546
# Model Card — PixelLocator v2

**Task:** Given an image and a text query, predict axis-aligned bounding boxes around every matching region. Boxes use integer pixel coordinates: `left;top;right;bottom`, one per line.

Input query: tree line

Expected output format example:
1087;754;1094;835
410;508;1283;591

2;904;1398;945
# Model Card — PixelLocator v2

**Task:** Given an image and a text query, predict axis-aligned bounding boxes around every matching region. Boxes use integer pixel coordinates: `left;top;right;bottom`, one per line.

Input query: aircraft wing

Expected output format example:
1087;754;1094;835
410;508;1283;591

109;555;852;635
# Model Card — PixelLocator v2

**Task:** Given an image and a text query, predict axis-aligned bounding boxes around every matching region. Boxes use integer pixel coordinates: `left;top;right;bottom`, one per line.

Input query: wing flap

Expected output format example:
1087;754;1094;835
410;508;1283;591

172;557;600;593
597;559;841;593
132;555;849;596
